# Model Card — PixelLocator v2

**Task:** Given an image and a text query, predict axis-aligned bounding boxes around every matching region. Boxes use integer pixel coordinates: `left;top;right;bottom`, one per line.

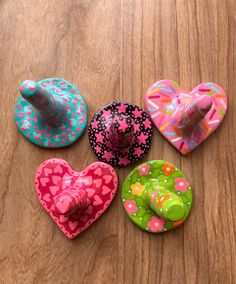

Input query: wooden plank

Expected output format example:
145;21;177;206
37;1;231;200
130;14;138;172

0;0;235;283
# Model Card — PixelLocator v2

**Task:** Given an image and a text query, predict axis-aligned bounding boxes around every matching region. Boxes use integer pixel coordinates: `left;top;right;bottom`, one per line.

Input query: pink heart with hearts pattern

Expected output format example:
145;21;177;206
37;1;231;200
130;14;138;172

145;80;227;154
35;159;118;239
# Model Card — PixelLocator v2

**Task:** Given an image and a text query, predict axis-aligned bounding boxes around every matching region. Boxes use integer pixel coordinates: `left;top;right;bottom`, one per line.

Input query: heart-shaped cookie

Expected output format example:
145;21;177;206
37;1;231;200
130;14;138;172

145;80;227;154
35;159;118;238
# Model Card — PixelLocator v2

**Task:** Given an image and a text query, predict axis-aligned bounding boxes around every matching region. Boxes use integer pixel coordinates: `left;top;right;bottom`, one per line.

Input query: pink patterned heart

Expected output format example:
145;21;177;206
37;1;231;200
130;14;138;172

35;159;118;239
44;168;53;176
86;188;95;197
49;186;59;195
40;178;49;187
52;176;61;185
93;179;102;188
93;195;102;206
54;165;63;174
145;80;227;154
103;175;112;184
102;185;111;195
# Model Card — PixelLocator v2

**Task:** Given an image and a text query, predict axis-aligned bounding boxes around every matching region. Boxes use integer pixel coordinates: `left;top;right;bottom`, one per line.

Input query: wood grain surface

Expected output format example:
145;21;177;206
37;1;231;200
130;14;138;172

0;0;235;283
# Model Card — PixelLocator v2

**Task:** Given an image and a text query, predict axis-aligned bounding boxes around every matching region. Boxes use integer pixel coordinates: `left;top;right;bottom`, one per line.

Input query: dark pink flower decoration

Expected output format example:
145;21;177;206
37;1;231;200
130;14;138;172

124;200;138;215
138;164;151;176
147;216;165;232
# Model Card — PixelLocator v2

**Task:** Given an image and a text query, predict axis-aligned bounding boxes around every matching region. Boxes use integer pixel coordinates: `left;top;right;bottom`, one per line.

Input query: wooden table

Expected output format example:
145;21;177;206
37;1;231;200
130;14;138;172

0;1;235;283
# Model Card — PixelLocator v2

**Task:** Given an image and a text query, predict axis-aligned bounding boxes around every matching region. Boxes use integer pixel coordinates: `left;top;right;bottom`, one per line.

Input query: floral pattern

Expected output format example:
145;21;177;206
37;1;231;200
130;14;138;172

174;177;188;192
162;163;175;176
147;216;165;232
122;160;193;233
131;182;145;196
124;200;138;215
138;164;150;176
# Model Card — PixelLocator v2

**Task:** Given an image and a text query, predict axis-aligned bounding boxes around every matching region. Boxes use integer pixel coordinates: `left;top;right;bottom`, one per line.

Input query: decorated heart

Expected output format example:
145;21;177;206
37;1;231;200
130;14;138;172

145;80;227;154
35;159;118;238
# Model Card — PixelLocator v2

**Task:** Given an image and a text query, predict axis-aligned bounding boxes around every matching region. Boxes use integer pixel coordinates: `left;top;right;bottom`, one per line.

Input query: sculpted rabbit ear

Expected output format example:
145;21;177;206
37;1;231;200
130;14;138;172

14;78;88;148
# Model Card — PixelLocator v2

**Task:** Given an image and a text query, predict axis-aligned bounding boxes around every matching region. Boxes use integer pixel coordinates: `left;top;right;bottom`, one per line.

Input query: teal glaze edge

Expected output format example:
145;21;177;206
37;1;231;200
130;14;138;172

14;78;88;148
